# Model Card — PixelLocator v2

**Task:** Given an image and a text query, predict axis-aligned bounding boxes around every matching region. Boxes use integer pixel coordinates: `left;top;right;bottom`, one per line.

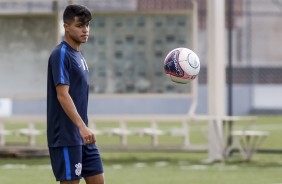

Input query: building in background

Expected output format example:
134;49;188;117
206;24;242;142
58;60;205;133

0;0;281;115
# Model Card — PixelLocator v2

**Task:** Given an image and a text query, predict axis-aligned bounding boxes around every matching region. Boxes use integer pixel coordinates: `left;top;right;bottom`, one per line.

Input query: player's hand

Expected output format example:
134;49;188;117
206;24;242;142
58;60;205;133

79;126;96;145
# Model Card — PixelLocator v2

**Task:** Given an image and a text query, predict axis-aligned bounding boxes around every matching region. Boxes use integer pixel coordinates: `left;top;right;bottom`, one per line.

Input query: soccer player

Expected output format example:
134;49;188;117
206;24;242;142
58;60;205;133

47;4;105;184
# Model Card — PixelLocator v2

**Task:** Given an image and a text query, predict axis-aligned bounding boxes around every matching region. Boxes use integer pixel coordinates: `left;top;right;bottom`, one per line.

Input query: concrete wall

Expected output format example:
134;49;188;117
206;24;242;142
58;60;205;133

10;84;255;116
0;14;57;96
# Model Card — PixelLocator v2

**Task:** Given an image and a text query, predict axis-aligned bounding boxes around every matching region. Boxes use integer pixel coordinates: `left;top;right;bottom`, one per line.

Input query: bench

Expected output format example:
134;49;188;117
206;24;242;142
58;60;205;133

15;122;44;146
0;116;45;146
0;115;264;159
88;115;196;147
0;123;12;146
225;130;269;161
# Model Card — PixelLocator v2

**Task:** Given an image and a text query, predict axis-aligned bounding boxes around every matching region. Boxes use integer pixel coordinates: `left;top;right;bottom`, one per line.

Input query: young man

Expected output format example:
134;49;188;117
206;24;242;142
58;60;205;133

47;4;105;184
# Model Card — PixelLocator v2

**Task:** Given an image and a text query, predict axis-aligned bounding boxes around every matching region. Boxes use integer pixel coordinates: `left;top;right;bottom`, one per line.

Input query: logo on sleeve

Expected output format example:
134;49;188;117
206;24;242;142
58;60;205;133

80;59;86;70
75;163;82;176
81;57;89;71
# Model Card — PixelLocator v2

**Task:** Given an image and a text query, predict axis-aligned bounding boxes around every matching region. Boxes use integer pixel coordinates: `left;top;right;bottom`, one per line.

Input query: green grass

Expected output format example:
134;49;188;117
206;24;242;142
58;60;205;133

0;152;282;184
1;115;282;183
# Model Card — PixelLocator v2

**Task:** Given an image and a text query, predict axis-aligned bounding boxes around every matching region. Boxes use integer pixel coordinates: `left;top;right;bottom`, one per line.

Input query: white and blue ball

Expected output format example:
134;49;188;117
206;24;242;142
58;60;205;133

164;48;200;84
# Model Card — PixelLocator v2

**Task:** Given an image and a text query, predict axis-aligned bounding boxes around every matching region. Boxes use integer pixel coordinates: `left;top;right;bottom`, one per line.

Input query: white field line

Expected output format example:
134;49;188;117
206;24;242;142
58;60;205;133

0;164;51;170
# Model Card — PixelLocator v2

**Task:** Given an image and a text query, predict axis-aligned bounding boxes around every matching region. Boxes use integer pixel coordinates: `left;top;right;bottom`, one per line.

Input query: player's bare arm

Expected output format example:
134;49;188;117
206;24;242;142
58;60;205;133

56;84;96;144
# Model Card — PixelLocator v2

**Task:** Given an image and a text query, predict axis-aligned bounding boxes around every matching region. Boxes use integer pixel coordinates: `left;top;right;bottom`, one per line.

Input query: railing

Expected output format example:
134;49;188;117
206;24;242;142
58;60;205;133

0;115;265;160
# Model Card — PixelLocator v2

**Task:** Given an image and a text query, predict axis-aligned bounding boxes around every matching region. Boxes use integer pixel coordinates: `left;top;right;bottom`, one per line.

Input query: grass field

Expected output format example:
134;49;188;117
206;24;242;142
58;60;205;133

1;115;282;183
0;152;282;184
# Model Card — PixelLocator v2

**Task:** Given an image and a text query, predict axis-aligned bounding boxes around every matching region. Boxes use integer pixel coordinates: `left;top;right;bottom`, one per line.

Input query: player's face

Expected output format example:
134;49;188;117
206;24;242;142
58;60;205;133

65;17;90;44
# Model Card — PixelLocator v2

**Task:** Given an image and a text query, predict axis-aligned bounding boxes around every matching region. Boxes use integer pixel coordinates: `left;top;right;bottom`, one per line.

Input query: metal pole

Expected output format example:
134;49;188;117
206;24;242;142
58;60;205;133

188;0;199;116
207;0;226;161
227;0;234;148
53;0;60;45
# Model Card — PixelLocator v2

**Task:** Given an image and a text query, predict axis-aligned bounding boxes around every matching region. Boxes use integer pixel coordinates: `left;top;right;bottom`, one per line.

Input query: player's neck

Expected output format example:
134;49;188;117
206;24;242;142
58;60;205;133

64;37;81;51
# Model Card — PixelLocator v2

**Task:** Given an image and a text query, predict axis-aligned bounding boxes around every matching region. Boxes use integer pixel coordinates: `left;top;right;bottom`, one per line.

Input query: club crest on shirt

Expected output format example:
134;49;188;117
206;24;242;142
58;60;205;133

75;163;82;176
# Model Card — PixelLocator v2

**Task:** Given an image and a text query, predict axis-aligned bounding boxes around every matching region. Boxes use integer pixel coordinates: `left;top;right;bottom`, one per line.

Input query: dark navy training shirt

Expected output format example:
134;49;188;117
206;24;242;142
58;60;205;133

47;41;89;147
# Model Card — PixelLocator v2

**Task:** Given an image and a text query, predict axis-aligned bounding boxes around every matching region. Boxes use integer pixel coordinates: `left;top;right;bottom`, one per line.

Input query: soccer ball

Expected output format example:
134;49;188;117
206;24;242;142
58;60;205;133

164;48;200;84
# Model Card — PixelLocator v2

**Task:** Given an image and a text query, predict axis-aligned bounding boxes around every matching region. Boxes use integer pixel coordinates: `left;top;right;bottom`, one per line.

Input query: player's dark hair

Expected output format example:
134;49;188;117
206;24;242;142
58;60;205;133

63;4;92;24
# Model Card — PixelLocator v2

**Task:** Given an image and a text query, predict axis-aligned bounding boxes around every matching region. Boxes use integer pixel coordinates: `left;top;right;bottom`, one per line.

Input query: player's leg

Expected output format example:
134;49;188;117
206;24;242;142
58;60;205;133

82;144;105;184
60;180;80;184
84;173;105;184
49;146;83;183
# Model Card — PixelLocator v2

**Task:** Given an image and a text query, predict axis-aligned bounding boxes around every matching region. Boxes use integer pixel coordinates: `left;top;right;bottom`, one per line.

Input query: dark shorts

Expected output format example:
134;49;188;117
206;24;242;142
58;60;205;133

49;144;104;181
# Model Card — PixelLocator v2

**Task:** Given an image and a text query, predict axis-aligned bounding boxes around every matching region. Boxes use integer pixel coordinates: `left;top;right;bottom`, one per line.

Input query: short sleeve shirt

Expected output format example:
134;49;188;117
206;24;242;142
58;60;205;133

47;41;89;147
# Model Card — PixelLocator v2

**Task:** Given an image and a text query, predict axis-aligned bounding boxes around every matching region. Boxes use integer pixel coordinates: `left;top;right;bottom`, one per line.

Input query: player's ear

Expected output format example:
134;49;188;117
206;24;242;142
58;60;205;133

64;23;69;32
